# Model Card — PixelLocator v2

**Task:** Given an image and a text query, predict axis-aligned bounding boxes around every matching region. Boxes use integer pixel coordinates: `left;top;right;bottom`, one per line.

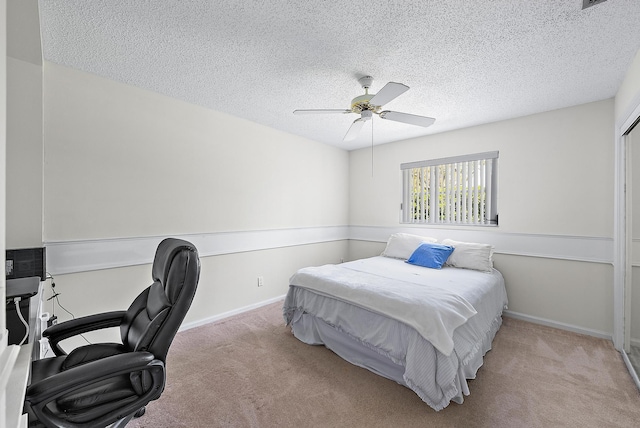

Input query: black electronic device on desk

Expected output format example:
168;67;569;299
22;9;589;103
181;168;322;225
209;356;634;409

6;247;46;281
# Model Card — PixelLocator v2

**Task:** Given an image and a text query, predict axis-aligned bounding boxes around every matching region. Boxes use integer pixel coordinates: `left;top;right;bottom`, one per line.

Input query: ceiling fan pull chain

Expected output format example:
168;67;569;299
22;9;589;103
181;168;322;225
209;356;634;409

371;117;374;177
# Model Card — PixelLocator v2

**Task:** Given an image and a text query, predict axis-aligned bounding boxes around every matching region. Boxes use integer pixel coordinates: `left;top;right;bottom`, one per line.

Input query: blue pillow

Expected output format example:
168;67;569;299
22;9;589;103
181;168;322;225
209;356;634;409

406;242;455;269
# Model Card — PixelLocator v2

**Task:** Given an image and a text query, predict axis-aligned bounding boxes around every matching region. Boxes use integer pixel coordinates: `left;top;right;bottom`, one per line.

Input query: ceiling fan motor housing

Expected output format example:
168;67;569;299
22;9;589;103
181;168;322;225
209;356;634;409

351;76;381;113
351;93;380;114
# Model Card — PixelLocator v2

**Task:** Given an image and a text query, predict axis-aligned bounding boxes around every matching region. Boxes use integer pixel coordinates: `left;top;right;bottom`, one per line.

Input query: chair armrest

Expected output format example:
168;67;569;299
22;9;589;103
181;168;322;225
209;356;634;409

26;352;165;428
27;351;160;403
43;311;126;356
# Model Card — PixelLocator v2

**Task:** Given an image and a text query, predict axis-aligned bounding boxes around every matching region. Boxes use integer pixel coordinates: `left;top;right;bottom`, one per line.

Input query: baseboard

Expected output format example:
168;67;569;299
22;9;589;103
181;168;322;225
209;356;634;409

179;295;286;332
503;310;612;341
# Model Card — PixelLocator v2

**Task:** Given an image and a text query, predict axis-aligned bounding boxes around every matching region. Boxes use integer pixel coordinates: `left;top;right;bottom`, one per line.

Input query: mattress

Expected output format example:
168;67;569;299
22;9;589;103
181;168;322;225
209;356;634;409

283;256;508;411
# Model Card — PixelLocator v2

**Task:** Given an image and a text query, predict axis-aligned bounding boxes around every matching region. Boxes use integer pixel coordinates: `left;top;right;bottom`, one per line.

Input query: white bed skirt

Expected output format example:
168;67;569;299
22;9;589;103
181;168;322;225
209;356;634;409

289;308;503;410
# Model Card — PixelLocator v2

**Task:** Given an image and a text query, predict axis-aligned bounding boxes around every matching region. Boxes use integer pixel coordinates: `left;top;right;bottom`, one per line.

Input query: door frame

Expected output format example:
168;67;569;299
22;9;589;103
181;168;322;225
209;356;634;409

615;97;640;390
615;96;640;351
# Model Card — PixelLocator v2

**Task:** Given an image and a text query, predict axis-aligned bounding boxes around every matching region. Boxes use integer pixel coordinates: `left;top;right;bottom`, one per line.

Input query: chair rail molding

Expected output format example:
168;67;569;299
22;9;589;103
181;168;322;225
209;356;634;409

350;226;613;264
45;225;612;275
45;226;350;275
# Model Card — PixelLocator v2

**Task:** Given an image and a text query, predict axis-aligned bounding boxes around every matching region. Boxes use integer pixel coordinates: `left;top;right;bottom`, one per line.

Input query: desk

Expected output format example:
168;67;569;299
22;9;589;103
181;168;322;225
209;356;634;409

2;278;44;428
6;277;44;360
2;342;33;428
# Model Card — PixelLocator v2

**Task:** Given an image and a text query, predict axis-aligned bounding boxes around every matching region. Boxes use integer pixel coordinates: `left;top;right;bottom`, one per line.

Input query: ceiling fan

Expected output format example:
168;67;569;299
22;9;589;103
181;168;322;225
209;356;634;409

293;75;435;142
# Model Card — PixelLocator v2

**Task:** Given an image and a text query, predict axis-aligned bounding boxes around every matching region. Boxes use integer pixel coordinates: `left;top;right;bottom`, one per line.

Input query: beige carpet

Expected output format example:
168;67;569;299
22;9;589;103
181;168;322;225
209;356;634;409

128;301;640;428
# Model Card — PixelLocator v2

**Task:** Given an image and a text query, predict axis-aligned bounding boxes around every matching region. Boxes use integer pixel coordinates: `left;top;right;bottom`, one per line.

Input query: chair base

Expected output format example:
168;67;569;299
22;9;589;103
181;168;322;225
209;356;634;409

108;406;145;427
109;413;135;428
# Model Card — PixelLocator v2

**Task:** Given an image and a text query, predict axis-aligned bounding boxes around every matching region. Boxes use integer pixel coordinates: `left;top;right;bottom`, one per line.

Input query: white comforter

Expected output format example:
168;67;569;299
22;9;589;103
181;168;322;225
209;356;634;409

289;261;477;356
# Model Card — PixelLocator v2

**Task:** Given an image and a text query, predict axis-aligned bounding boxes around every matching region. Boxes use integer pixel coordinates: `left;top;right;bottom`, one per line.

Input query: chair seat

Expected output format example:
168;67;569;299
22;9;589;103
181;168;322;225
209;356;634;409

62;343;128;370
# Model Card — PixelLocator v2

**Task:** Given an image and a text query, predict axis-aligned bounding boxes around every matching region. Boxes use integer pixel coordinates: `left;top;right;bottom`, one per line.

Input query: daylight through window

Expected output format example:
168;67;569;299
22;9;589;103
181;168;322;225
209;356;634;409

401;151;498;225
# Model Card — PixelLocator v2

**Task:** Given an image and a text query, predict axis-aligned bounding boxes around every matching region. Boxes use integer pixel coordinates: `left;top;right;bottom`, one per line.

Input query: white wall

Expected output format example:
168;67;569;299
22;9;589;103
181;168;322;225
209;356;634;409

41;63;350;335
0;0;7;344
43;63;348;241
6;56;42;248
5;0;42;249
350;100;613;236
349;100;615;335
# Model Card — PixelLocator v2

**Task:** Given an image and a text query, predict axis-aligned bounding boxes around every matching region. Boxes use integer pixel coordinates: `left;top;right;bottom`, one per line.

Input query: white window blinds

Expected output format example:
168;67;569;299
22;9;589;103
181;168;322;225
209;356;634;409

401;151;498;225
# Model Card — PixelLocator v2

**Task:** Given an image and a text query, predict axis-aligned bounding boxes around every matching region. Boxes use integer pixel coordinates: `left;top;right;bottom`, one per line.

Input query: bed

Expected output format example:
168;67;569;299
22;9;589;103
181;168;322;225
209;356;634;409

283;234;508;411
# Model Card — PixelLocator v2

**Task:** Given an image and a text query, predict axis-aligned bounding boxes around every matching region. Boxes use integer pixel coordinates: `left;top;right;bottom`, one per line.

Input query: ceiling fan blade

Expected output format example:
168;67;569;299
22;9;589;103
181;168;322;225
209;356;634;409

293;109;352;115
344;118;366;141
379;110;436;127
369;82;409;106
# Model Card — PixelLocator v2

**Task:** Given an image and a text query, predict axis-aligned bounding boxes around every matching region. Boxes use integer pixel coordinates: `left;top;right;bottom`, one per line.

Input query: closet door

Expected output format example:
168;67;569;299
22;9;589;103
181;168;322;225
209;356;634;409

628;122;640;375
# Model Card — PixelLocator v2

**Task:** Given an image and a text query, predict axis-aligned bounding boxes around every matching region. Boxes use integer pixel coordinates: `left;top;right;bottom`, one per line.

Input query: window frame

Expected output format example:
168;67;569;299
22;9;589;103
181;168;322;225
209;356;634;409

400;151;499;226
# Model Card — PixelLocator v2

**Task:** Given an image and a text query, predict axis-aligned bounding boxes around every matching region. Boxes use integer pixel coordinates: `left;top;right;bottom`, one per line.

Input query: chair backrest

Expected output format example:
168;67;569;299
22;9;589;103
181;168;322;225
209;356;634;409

120;238;200;362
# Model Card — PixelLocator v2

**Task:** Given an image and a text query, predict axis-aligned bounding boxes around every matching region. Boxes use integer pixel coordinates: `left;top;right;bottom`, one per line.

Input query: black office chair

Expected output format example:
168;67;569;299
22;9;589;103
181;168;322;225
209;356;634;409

25;238;201;428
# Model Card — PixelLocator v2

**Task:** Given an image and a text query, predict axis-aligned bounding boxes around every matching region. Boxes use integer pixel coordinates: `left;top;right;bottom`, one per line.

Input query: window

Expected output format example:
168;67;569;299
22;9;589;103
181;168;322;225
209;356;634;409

401;151;498;225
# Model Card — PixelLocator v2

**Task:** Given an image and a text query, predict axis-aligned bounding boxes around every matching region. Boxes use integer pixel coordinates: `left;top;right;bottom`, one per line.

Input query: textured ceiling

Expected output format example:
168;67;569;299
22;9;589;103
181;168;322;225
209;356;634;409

38;0;640;150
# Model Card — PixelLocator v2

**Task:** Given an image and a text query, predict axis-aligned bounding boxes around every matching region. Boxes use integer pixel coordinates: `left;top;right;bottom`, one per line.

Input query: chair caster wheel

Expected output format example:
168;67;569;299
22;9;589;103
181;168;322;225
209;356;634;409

134;407;146;418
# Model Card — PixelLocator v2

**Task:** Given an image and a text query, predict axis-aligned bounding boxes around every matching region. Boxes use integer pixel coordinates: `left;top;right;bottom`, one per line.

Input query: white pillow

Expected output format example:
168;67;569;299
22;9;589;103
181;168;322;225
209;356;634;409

381;233;438;260
441;239;494;272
